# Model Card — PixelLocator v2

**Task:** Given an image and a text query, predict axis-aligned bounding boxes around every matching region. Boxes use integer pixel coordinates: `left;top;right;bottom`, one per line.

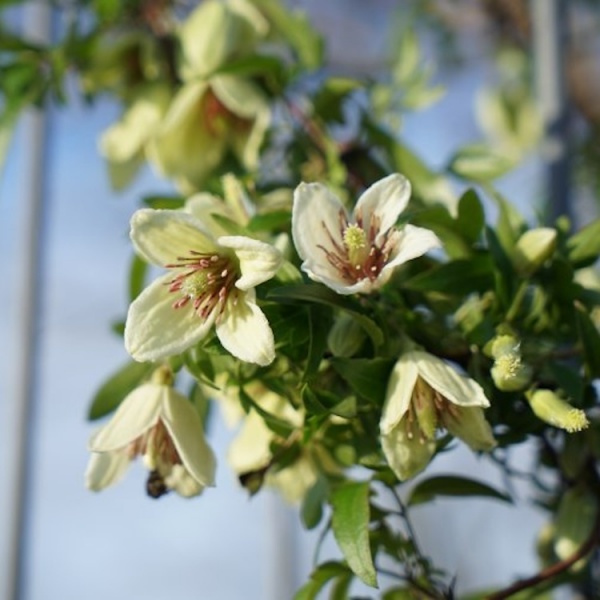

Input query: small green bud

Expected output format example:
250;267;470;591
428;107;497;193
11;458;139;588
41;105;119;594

527;389;589;433
490;334;531;391
513;227;556;276
327;313;366;357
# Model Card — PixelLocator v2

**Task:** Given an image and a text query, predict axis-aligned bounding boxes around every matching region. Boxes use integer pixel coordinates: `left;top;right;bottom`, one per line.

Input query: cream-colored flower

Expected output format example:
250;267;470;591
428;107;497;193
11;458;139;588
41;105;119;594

99;84;171;190
85;379;216;498
124;208;282;365
380;350;496;480
146;76;270;194
292;174;441;295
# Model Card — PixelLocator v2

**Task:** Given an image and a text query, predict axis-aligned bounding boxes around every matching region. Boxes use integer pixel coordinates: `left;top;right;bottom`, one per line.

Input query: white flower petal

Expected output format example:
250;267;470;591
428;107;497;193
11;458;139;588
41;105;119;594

164;464;205;497
89;384;163;452
124;274;218;362
228;411;272;473
85;450;130;491
381;422;436;481
218;235;282;290
212;75;268;119
130;209;216;266
161;389;217;487
412;351;490;408
292;181;347;264
354;173;411;243
216;295;275;365
147;81;225;192
380;357;420;433
383;225;442;274
443;406;496;451
185;193;237;238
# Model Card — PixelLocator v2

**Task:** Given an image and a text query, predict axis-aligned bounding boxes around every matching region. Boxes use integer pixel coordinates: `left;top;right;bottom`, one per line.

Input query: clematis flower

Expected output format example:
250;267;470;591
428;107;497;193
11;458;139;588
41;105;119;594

380;350;496;480
85;372;216;498
146;76;270;194
124;208;282;365
291;174;441;295
99;84;171;190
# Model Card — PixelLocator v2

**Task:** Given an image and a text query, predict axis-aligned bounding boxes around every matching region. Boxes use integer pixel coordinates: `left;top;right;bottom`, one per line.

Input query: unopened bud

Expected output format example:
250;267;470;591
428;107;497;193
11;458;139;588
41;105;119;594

527;390;589;433
490;335;531;391
327;313;366;357
513;227;556;276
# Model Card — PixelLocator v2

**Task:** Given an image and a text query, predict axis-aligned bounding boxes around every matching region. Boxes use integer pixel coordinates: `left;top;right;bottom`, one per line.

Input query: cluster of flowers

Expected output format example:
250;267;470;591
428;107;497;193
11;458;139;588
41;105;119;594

85;173;512;497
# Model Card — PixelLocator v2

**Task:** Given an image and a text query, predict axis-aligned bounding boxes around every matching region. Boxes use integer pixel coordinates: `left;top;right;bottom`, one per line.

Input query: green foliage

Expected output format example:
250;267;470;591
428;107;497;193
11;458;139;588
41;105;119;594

5;0;599;597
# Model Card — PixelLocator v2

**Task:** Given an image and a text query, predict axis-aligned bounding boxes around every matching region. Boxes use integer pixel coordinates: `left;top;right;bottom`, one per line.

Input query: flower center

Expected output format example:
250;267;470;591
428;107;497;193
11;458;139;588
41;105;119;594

343;224;369;266
165;250;238;319
318;209;397;284
129;420;181;469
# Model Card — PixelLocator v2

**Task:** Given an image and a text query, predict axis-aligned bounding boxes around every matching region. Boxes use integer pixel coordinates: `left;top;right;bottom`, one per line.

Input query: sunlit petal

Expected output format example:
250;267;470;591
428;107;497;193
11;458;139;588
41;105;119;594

162;389;217;487
85;450;130;491
380;357;420;434
444;406;497;451
381;421;436;481
130;209;216;266
89;384;163;452
125;274;218;362
216;295;275;366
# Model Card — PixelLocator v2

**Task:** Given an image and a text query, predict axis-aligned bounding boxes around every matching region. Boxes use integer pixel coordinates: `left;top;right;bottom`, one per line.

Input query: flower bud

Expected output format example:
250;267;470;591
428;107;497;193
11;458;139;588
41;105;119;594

527;390;589;433
490;334;532;391
513;227;556;276
327;313;366;357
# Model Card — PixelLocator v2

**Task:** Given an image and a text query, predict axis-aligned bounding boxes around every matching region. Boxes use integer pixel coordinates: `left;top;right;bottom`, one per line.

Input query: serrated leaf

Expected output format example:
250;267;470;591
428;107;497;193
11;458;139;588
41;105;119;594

407;475;512;506
88;360;154;420
331;481;377;588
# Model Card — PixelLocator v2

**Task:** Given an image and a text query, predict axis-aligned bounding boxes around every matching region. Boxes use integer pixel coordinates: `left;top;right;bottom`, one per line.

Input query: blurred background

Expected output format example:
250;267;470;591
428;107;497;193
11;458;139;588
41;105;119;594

1;1;599;599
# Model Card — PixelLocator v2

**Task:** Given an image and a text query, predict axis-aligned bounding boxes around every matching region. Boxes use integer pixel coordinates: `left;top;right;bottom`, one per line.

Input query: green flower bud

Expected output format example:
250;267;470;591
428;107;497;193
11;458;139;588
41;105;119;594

327;313;366;357
490;334;532;391
527;390;589;433
513;227;557;276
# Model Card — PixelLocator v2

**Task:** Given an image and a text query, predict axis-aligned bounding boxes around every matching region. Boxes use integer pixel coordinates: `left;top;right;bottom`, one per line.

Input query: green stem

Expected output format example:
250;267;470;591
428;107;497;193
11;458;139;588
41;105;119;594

506;281;529;323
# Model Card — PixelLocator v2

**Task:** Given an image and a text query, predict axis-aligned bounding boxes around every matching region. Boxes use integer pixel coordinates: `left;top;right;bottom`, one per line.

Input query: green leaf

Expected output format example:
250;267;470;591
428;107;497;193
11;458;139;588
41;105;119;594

268;284;383;349
301;476;327;530
252;0;323;69
293;562;350;600
305;306;332;381
128;253;148;302
247;210;291;233
575;303;600;378
331;481;377;588
330;358;394;405
403;255;494;296
88;360;154;420
407;475;512;506
567;219;600;267
456;189;485;244
449;144;515;182
141;195;185;209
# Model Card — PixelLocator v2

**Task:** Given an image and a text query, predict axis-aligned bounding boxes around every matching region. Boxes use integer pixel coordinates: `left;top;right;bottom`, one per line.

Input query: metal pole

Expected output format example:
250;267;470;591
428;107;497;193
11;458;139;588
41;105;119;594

532;0;571;224
6;2;52;600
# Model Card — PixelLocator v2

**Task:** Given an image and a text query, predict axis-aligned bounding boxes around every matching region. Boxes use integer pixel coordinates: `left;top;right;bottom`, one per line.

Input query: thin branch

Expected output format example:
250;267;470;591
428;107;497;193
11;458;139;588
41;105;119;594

486;506;600;600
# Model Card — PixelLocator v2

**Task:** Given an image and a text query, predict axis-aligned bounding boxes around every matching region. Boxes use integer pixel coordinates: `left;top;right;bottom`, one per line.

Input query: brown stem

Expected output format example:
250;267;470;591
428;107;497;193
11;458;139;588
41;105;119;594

486;507;600;600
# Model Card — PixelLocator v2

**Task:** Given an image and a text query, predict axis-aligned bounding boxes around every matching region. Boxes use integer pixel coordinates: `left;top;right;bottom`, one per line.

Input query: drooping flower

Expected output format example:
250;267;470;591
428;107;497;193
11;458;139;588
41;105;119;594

85;370;216;498
147;77;270;194
99;84;171;190
124;208;282;365
291;174;441;295
380;350;496;480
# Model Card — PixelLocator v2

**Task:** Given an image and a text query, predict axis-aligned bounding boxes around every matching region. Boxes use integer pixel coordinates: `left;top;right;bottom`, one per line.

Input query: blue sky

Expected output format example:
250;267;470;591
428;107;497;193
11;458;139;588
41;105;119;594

0;3;550;599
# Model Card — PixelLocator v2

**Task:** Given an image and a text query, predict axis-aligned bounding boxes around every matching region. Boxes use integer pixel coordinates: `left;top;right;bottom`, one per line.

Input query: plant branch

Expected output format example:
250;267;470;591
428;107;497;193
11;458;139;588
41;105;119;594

486;505;600;600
